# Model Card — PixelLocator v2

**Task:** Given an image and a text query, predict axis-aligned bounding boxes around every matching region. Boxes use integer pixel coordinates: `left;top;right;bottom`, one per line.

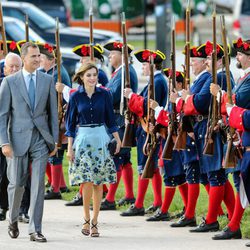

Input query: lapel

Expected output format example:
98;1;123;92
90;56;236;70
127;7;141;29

15;71;32;110
34;71;44;110
234;73;250;93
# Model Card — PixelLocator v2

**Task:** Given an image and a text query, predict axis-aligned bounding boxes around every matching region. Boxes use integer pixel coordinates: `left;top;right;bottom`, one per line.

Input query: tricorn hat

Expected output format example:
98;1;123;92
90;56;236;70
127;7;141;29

134;49;166;64
103;41;133;54
163;68;184;83
232;38;250;55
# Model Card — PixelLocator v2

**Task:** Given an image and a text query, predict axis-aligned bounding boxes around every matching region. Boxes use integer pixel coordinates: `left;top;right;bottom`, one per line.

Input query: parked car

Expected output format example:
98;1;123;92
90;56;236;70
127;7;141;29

6;0;70;25
2;16;79;77
2;1;121;48
192;0;250;48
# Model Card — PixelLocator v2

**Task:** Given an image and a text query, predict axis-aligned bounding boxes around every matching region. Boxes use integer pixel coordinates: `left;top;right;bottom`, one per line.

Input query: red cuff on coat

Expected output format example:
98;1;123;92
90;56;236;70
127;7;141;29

156;110;169;127
183;95;200;116
176;98;184;113
221;93;236;115
128;93;144;117
229;106;245;131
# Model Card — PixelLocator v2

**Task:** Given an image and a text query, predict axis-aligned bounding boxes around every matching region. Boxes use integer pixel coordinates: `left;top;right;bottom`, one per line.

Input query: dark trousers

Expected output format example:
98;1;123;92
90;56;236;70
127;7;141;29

0;151;8;210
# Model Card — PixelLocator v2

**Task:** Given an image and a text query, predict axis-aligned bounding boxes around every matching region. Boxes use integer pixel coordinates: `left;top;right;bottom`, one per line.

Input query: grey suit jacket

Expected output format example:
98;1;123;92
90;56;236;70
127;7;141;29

0;70;59;156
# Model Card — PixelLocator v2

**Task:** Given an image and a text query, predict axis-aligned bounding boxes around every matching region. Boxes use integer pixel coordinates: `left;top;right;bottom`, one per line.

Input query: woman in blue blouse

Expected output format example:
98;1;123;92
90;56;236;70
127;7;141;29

65;63;121;237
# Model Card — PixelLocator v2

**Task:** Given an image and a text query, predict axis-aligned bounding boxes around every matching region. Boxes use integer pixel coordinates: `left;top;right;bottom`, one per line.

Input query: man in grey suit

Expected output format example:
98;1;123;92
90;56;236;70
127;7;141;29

0;42;58;242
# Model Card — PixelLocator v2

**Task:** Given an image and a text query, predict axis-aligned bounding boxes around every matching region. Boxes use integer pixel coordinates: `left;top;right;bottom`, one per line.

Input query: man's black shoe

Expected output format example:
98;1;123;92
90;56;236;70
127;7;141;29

146;209;171;221
0;208;7;221
60;187;70;193
145;204;160;214
30;232;47;242
44;190;62;200
120;204;145;216
100;199;116;210
212;227;242;240
189;218;219;233
246;242;250;247
117;197;136;207
8;221;19;239
19;213;30;223
65;193;83;206
170;215;197;227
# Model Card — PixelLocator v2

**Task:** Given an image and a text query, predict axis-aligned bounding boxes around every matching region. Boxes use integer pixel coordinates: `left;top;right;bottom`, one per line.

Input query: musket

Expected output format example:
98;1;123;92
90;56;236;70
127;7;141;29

162;16;176;160
121;12;136;148
220;15;242;167
120;45;125;115
142;55;158;179
55;18;63;148
0;3;8;56
203;5;218;155
25;14;29;42
173;0;192;151
89;0;94;61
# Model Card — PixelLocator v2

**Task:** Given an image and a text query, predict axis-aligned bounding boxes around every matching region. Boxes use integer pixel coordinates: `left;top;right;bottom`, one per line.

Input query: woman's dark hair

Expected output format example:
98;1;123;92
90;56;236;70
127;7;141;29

72;63;98;85
155;62;162;70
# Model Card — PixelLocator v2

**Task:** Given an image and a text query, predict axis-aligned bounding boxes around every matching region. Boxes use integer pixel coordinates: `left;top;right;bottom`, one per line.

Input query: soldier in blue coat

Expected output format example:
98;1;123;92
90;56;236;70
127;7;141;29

181;41;235;232
100;41;138;210
36;42;72;200
120;49;167;216
211;38;250;242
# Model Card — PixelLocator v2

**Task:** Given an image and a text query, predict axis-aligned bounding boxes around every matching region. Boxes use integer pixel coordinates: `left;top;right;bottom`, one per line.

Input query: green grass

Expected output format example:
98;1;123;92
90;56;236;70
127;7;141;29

61;148;250;238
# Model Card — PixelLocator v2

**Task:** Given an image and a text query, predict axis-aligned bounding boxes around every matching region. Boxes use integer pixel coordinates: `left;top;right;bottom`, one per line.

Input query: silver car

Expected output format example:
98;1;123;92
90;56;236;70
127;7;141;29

192;0;250;46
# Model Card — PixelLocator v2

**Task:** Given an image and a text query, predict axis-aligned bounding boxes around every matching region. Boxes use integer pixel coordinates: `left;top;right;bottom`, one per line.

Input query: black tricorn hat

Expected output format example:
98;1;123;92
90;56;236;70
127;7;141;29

134;49;166;64
232;38;250;55
203;41;230;59
183;45;207;58
103;41;133;54
0;40;21;55
72;43;104;61
163;68;184;83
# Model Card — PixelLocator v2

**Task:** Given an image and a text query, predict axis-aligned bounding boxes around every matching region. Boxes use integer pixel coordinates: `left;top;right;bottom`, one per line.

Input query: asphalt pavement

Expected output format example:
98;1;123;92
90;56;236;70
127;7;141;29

0;199;248;250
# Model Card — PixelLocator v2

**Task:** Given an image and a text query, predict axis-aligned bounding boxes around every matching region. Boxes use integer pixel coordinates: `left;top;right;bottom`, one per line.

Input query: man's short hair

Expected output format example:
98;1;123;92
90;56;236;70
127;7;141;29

20;42;39;57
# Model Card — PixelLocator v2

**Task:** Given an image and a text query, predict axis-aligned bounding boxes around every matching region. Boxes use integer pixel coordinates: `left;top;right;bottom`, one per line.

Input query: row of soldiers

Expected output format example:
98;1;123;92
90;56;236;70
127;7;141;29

0;34;250;246
57;37;250;247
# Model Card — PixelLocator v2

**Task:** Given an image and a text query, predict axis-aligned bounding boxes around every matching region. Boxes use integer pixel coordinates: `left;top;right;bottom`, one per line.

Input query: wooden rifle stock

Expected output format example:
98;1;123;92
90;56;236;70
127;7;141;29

203;6;218;156
173;1;191;151
220;15;241;168
121;12;135;148
89;0;94;61
25;14;29;42
55;18;63;148
0;3;8;57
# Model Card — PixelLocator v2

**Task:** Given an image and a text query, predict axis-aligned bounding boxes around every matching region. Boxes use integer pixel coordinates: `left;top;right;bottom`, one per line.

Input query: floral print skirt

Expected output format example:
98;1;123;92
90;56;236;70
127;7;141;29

69;126;117;186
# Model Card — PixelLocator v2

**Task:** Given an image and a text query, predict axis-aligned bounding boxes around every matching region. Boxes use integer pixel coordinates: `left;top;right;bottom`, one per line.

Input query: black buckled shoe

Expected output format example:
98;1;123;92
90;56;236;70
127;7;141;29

172;207;185;219
120;204;145;216
146;209;171;221
170;215;197;227
0;208;7;221
189;218;219;233
145;205;161;214
19;213;30;223
117;197;136;207
30;232;47;242
44;190;62;200
100;199;116;210
8;221;19;239
65;193;83;206
212;227;242;240
246;242;250;247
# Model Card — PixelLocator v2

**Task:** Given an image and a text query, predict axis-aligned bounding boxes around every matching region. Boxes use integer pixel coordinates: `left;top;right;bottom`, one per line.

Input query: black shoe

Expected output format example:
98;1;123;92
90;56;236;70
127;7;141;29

189;218;219;233
145;204;160;214
60;187;70;193
30;232;47;242
170;215;197;227
8;221;19;239
212;227;242;240
44;190;62;200
246;242;250;247
19;213;30;223
146;209;171;221
120;204;145;216
100;199;116;210
65;193;83;206
0;208;7;221
117;197;136;207
172;207;185;219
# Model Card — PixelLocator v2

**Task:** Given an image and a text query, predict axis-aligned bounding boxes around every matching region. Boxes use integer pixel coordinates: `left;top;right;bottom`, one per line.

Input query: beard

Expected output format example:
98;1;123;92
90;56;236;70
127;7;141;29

236;61;242;69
